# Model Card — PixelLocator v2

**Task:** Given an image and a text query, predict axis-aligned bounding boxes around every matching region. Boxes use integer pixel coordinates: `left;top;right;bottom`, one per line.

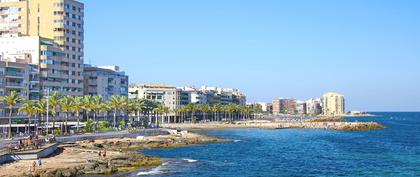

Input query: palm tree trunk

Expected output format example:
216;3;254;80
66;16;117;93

94;111;98;131
113;109;117;128
8;106;12;139
76;112;80;132
65;112;68;135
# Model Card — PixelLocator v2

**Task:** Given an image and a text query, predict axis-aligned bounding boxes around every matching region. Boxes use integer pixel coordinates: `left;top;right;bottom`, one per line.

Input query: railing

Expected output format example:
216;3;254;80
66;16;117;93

5;82;23;87
5;72;24;77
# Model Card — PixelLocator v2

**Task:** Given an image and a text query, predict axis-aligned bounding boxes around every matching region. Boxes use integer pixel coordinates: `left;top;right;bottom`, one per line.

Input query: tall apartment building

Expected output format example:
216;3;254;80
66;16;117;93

322;92;345;115
129;84;181;111
83;65;129;100
0;36;80;95
0;56;39;124
0;0;84;96
271;98;297;115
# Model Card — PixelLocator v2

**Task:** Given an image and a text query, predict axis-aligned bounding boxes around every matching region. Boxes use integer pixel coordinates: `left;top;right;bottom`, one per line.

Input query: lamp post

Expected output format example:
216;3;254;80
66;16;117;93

44;88;50;137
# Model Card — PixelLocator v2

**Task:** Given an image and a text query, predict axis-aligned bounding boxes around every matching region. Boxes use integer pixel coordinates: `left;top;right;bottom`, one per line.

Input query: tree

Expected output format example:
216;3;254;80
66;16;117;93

108;96;124;128
132;99;145;126
72;97;84;131
185;103;197;123
92;95;103;131
0;90;23;139
48;91;60;130
153;104;165;126
18;101;37;134
36;99;47;132
211;104;222;121
82;95;94;122
199;104;211;122
60;96;74;134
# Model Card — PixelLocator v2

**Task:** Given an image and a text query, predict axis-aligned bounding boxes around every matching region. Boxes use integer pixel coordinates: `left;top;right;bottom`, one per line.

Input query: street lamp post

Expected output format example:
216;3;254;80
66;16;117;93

45;89;50;137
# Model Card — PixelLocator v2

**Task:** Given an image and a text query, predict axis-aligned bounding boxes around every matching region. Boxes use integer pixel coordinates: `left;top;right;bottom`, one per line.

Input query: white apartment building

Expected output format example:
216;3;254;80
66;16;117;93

129;84;181;111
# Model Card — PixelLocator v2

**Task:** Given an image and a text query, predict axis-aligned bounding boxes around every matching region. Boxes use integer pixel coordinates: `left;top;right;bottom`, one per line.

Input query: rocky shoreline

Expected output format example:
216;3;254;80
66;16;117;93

162;120;386;131
0;132;224;177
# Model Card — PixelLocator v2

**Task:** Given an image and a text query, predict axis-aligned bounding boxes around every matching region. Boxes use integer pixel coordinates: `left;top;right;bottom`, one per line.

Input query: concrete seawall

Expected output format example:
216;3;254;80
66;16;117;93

56;129;169;143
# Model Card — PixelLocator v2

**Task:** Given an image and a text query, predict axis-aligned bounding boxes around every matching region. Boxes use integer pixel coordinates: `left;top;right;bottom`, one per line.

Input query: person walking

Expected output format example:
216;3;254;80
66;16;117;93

37;158;42;170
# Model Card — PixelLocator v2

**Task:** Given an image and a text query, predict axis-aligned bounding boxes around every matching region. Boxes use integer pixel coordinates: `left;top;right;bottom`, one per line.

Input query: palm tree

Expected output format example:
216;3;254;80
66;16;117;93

131;99;145;126
199;104;211;122
60;96;74;134
0;90;23;139
92;95;103;130
82;95;94;122
18;101;37;135
98;103;110;121
72;97;84;131
36;99;47;132
48;91;60;130
108;96;124;128
212;104;222;121
185;103;197;123
153;104;165;126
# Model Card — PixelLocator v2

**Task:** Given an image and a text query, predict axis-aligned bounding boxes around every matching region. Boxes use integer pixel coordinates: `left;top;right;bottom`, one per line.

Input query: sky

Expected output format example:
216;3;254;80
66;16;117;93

81;0;420;111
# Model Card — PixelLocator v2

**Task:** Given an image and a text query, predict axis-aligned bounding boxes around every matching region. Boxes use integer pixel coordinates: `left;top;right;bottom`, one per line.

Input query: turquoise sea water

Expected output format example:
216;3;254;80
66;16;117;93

138;112;420;177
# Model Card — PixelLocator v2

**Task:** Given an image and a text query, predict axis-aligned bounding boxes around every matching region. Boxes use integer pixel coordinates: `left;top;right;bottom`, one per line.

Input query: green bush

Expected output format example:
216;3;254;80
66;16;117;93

53;129;62;136
119;120;126;129
99;121;112;132
85;119;95;133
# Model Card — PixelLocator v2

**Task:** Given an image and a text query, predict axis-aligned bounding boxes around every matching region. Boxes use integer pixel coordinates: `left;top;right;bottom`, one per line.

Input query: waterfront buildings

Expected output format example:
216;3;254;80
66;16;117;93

306;98;322;115
256;102;272;113
0;36;81;96
129;84;247;110
296;100;307;115
272;98;297;115
0;0;85;96
0;56;39;124
178;87;207;105
322;92;345;115
129;84;181;111
83;65;128;100
200;86;246;105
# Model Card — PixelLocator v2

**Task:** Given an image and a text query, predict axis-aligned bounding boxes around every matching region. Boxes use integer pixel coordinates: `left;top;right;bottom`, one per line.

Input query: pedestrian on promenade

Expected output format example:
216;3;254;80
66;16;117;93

37;158;42;170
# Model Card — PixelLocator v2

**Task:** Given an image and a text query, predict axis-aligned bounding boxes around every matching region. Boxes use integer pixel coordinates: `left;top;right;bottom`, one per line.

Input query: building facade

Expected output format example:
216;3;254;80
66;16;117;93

306;98;322;115
272;98;297;115
0;0;84;96
296;100;307;115
0;36;80;96
129;84;181;111
0;57;39;124
200;86;246;105
322;92;345;115
83;65;128;100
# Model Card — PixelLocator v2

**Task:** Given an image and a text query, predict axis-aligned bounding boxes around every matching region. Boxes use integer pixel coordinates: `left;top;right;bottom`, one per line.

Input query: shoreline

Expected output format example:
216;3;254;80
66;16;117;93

0;131;225;177
162;120;386;131
0;119;385;176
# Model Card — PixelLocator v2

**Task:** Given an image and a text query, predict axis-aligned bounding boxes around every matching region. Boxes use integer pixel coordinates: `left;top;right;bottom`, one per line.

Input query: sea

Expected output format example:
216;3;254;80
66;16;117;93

123;112;420;177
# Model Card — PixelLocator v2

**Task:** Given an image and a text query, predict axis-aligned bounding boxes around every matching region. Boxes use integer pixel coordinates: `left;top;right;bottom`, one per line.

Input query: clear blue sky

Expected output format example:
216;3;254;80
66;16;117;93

82;0;420;111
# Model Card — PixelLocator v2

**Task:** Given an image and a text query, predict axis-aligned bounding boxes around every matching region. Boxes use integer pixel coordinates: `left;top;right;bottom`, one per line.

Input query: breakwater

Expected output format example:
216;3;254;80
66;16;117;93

162;121;385;131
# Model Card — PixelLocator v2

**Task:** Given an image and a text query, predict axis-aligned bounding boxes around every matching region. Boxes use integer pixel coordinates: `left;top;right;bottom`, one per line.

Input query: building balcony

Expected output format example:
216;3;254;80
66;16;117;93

5;72;24;78
5;82;24;88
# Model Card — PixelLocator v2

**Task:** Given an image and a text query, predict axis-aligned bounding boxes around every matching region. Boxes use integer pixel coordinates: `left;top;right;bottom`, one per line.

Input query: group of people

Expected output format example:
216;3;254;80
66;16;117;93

12;135;41;151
